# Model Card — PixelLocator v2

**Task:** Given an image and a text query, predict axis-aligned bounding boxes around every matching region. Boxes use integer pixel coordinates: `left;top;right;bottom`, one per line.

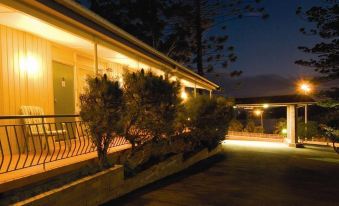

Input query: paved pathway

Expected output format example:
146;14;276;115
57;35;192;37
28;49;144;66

105;140;339;206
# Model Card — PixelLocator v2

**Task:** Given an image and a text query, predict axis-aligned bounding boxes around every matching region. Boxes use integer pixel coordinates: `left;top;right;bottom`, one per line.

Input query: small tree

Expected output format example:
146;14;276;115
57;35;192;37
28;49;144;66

122;69;181;150
79;74;124;169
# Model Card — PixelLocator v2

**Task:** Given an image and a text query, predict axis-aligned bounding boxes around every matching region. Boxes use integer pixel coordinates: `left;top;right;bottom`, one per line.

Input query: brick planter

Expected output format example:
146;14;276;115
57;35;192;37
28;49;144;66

14;145;222;206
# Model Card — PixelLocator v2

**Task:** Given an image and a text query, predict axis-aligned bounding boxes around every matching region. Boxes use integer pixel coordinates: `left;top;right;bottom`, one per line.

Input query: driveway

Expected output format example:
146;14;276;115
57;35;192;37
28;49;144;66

105;140;339;206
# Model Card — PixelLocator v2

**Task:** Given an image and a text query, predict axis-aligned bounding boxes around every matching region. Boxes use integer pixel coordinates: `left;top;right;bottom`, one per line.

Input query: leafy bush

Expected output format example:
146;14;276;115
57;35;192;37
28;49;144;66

243;119;264;133
79;75;124;169
122;69;181;150
228;119;243;131
244;119;256;132
298;121;319;140
177;95;233;150
274;118;286;135
80;72;233;172
274;118;320;139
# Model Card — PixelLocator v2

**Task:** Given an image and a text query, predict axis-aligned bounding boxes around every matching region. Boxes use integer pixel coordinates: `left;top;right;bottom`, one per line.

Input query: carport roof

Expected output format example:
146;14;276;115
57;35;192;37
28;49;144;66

235;94;316;107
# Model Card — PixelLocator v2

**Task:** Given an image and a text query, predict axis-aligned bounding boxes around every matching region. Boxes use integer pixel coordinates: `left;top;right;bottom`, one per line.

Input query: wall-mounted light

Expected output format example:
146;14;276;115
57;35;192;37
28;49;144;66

20;55;39;75
181;90;188;101
119;76;124;88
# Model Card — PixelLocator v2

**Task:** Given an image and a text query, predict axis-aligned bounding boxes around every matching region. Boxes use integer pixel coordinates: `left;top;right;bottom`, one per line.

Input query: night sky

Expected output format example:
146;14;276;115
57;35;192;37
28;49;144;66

80;0;331;97
208;0;333;97
224;0;321;77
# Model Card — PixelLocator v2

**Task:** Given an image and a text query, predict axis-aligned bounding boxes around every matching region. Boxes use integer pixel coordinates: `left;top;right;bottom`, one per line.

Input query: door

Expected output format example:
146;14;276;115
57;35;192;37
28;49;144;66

53;61;75;115
53;61;75;140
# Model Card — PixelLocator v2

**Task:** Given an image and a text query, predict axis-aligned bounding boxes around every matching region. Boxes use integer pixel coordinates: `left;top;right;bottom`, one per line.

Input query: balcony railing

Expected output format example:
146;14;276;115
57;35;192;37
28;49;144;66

0;115;129;174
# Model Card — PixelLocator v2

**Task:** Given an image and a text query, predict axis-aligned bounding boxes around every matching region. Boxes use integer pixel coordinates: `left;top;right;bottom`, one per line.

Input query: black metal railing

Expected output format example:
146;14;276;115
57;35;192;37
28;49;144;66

0;115;129;174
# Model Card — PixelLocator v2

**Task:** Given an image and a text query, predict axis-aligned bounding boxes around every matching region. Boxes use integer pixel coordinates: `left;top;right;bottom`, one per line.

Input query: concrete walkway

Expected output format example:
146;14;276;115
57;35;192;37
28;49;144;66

106;140;339;206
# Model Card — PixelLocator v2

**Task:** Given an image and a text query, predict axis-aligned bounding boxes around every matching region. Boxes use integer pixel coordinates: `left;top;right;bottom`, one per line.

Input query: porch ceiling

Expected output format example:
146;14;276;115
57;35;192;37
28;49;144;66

0;3;93;53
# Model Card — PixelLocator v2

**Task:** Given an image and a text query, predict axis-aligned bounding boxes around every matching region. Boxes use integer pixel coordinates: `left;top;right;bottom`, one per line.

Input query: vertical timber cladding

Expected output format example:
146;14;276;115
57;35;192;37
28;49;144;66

0;25;53;154
0;25;53;115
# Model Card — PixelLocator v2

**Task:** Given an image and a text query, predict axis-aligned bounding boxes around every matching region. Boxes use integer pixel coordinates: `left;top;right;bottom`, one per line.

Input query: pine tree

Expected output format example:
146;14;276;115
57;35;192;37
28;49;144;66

296;3;339;79
86;0;267;76
296;2;338;130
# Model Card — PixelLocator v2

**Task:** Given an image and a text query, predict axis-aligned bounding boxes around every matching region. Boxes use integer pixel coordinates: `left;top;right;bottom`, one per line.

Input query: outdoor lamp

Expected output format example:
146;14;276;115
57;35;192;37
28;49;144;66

254;109;263;116
181;90;188;101
298;81;313;95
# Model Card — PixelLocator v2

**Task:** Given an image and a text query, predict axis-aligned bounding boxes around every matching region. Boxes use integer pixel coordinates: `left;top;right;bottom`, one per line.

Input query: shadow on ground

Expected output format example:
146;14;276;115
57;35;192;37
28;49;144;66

103;142;339;206
103;154;226;206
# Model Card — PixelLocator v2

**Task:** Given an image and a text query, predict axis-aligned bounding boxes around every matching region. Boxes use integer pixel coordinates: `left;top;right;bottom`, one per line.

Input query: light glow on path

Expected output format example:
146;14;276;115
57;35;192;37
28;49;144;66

222;140;287;148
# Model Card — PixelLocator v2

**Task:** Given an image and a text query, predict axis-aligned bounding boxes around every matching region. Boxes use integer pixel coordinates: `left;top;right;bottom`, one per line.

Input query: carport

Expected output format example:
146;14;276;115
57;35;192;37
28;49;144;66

235;95;316;147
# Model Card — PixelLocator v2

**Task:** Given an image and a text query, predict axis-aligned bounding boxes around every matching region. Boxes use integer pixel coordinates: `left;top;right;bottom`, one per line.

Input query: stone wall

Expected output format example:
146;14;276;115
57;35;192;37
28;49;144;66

15;146;221;206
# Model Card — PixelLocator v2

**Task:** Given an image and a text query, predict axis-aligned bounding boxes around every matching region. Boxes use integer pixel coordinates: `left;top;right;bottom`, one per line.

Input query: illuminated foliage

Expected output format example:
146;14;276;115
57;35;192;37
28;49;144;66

79;74;124;169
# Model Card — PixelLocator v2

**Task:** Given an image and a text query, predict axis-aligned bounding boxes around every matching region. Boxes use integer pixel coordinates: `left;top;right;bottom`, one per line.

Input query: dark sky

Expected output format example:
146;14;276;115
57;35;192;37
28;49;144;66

206;0;335;97
220;0;322;77
80;0;332;97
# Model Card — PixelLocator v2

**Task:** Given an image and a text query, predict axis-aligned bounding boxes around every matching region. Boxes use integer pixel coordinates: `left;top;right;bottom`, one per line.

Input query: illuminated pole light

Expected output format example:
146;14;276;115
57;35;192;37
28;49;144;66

254;109;262;116
298;81;313;95
297;80;314;140
263;104;269;109
254;109;263;128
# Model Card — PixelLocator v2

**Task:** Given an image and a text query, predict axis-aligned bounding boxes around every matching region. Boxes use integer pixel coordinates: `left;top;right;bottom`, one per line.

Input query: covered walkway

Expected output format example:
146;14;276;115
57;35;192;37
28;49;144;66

234;94;316;147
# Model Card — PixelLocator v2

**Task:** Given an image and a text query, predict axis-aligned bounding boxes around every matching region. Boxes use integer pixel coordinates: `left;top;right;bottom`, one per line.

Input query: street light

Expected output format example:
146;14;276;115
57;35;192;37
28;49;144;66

298;81;312;95
297;80;314;140
254;109;263;128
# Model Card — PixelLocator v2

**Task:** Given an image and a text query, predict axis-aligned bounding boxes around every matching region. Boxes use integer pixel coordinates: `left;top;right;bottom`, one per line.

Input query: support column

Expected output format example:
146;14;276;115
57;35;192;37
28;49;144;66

209;90;212;99
94;41;99;76
287;104;301;147
194;83;197;98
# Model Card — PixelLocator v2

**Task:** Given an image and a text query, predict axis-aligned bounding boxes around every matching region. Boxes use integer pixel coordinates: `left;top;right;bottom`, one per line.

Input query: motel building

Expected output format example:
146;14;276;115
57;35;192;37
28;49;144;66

0;0;218;190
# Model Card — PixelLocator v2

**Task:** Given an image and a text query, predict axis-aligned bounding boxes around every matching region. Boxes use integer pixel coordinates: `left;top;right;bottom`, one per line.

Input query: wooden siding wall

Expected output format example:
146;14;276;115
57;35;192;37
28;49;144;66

0;25;127;155
0;25;53;116
0;25;128;116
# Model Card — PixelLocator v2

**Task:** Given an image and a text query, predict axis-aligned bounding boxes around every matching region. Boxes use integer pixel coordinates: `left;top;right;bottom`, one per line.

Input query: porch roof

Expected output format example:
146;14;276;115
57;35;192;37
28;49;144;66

7;0;218;90
235;94;316;107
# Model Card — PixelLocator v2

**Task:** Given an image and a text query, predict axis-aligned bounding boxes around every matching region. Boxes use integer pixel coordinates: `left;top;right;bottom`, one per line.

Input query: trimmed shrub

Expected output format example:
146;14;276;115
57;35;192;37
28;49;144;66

122;69;181;150
79;74;124;169
177;95;233;150
274;118;320;139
